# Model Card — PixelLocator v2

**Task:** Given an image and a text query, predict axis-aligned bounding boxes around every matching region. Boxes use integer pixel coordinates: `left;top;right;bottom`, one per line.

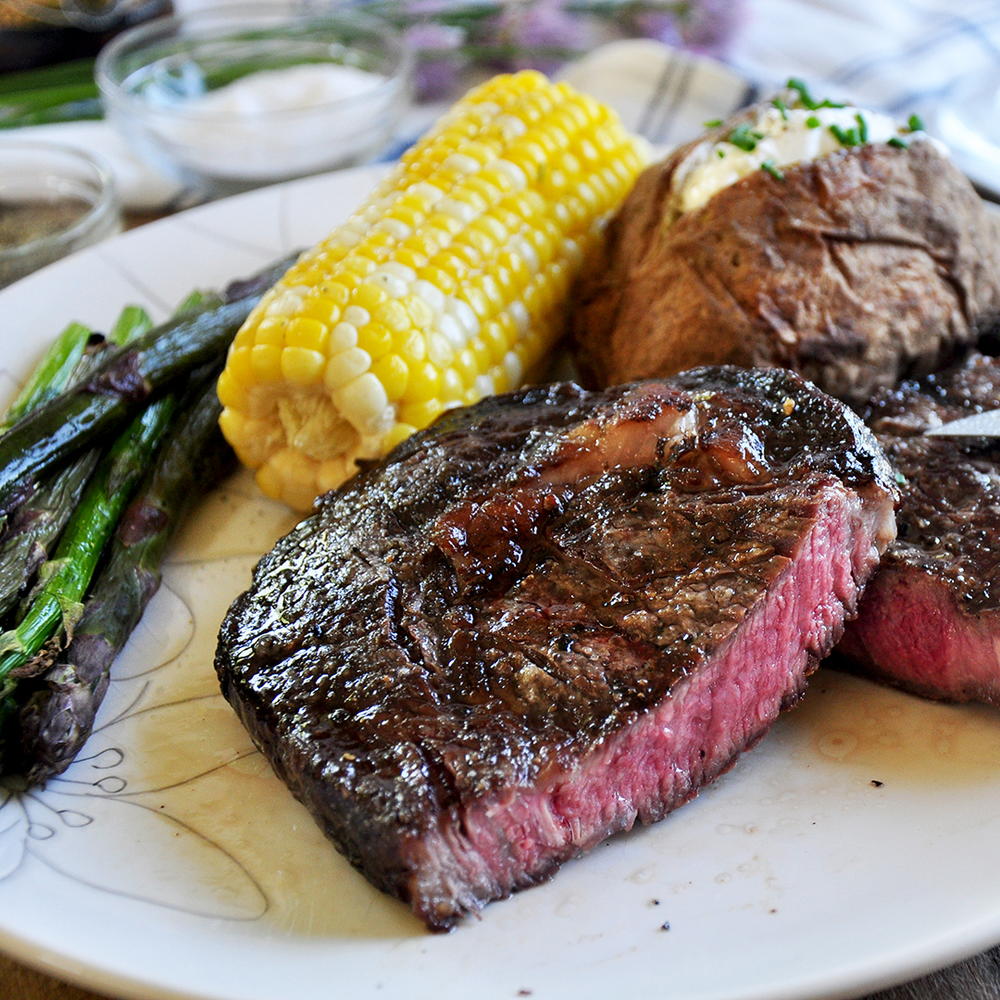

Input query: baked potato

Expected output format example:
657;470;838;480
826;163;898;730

570;97;1000;406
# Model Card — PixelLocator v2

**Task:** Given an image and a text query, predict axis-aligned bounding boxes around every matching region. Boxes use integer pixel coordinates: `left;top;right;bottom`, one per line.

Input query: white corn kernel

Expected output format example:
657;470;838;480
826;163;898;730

371;270;409;298
381;262;417;282
448;299;480;338
503;350;524;386
443;153;481;174
509;300;530;335
268;290;304;317
437;313;466;349
376;218;411;240
335;373;392;436
413;280;446;314
330;322;358;352
324;347;371;390
343;305;371;327
494;158;527;187
437;198;479;224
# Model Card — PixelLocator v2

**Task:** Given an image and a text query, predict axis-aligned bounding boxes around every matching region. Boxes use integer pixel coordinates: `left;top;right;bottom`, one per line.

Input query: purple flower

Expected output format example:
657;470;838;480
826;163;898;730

405;21;467;101
632;10;684;48
494;0;585;73
404;0;457;16
633;0;745;58
679;0;746;56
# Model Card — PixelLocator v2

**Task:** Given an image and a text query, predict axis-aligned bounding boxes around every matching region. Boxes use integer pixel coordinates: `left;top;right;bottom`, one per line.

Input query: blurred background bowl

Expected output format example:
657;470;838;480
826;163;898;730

0;140;120;288
95;3;413;199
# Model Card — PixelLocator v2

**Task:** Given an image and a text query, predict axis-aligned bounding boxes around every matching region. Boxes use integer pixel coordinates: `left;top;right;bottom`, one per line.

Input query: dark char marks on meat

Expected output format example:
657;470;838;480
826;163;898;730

215;366;897;930
839;352;1000;706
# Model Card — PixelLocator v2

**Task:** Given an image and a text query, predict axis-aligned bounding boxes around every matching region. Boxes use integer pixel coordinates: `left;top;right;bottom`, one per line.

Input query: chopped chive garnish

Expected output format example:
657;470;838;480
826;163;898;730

773;97;788;120
727;123;765;151
906;112;925;133
716;148;726;158
703;118;723;128
829;123;861;147
761;159;785;180
786;77;846;111
805;115;821;129
887;136;908;148
787;77;815;108
855;112;868;143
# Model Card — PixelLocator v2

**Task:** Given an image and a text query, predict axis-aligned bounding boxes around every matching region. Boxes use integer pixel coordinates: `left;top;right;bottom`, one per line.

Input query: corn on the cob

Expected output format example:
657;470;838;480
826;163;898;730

217;70;648;510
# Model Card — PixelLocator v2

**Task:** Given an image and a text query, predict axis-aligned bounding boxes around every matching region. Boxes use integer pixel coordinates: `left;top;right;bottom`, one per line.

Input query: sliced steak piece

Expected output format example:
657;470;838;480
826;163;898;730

215;367;896;931
838;353;1000;706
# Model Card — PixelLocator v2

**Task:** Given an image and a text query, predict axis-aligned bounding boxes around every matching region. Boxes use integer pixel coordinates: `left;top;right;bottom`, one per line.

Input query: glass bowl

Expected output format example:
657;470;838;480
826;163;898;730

95;3;413;198
0;141;120;289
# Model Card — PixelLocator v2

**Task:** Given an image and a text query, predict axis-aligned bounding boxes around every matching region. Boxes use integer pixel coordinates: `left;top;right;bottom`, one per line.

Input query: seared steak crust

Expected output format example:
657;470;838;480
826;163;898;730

216;367;896;929
839;353;1000;704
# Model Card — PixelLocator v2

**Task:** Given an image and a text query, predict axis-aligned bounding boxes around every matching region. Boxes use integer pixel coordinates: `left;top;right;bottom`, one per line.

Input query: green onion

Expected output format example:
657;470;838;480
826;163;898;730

906;113;925;133
786;77;846;111
716;148;726;159
761;160;785;181
855;112;869;143
703;118;723;128
805;115;821;129
787;77;815;108
726;123;765;152
773;97;788;121
829;123;861;147
888;136;908;149
0;58;96;99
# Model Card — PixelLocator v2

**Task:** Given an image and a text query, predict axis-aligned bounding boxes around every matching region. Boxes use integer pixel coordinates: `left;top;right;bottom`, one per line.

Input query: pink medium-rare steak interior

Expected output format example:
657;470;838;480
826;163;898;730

840;567;1000;706
839;352;1000;706
407;484;884;925
216;367;897;930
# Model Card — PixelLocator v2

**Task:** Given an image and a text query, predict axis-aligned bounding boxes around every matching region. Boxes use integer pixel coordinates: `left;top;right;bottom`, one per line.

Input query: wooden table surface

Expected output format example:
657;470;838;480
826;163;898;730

2;943;999;999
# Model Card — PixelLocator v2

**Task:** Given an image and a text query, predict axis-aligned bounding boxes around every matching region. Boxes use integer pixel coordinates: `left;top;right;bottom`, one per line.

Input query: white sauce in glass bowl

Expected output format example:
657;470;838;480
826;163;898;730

673;105;943;215
149;64;390;182
186;64;383;116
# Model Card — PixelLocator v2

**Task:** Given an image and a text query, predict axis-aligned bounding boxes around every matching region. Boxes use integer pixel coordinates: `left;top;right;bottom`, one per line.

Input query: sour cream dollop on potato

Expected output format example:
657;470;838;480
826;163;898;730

674;105;936;214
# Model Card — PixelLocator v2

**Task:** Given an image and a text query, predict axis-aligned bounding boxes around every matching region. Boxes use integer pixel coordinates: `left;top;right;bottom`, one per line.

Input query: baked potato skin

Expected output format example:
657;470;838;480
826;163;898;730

570;138;1000;406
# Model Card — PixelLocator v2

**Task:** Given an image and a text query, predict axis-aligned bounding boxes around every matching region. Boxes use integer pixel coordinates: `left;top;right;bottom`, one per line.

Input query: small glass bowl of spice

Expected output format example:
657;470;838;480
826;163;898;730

0;141;120;289
96;3;413;199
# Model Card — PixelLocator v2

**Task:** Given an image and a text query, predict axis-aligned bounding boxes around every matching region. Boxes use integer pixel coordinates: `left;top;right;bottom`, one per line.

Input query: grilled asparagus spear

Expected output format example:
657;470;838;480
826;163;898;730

13;373;233;784
0;254;293;513
0;321;92;432
0;392;177;697
0;308;154;618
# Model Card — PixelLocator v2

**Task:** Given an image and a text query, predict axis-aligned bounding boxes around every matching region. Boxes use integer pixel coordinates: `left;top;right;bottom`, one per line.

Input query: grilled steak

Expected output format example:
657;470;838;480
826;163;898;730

215;367;896;930
839;353;1000;706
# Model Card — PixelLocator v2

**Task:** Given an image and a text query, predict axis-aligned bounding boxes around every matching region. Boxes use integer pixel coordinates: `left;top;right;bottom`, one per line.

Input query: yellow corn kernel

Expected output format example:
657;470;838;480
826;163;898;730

384;421;417;452
399;398;444;430
371;354;408;401
357;322;393;359
440;367;464;402
285;316;328;352
218;70;648;509
250;344;283;382
216;369;246;410
324;348;371;392
407;361;441;404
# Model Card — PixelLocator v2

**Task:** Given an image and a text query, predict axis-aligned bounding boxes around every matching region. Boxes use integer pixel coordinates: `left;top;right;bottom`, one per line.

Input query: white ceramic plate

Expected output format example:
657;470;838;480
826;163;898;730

0;166;999;1000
